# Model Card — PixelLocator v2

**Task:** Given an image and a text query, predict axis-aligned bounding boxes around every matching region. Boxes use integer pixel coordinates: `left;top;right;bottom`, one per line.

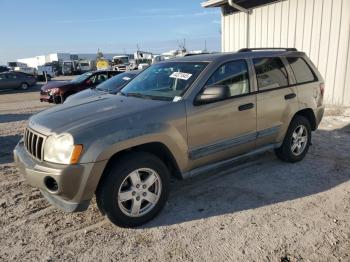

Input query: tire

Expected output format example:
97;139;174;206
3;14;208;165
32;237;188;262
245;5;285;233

96;152;170;228
275;115;311;163
53;95;62;104
62;92;74;103
20;82;29;90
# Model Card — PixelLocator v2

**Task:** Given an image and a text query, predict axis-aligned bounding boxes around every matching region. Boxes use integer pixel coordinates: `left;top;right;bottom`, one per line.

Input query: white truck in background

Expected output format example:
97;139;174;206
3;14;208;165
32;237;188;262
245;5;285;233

112;55;130;71
37;65;56;81
79;60;93;72
131;51;154;70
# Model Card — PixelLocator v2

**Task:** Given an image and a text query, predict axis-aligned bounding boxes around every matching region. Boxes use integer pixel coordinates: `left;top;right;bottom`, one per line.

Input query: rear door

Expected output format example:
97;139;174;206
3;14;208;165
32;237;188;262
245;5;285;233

6;73;21;89
253;57;299;148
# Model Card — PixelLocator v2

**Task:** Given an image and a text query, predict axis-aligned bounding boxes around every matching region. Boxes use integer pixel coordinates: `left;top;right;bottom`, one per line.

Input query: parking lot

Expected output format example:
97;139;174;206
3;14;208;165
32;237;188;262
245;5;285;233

0;80;350;261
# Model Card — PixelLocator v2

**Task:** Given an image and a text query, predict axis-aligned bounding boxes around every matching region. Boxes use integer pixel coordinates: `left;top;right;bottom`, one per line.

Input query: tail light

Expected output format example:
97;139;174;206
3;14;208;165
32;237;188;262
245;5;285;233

319;83;325;97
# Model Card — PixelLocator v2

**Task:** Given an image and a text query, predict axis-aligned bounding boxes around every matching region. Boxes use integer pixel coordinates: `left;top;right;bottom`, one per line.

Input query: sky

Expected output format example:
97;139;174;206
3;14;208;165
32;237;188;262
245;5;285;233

0;0;221;64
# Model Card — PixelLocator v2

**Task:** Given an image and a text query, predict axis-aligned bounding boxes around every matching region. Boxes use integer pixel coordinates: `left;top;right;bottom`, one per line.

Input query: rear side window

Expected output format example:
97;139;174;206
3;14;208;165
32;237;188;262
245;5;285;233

253;57;288;90
206;60;250;97
287;57;317;84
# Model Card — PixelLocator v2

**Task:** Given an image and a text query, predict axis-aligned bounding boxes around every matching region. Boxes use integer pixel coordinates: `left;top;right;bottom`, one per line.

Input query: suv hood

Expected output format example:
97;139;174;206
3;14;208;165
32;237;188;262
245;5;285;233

29;94;169;135
41;81;73;91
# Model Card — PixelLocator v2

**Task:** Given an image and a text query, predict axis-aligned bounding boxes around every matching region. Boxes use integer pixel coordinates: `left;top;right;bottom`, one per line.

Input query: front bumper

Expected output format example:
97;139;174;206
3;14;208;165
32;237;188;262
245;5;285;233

40;94;54;103
13;141;105;212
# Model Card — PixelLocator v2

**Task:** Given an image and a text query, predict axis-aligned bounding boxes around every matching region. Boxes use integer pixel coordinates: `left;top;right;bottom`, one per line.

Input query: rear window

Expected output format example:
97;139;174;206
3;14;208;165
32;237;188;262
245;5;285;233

287;57;317;84
253;57;288;91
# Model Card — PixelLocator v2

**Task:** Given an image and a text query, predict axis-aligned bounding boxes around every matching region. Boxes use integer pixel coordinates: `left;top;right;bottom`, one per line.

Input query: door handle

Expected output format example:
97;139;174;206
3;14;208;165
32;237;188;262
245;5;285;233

284;93;296;100
238;103;254;111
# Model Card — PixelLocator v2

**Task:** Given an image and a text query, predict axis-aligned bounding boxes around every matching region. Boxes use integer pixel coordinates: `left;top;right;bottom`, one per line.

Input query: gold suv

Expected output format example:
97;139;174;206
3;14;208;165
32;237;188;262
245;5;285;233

14;48;325;227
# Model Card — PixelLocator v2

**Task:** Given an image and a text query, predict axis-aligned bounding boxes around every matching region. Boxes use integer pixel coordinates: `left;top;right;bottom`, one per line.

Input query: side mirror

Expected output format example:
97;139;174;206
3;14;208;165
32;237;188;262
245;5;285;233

194;85;230;105
86;79;93;85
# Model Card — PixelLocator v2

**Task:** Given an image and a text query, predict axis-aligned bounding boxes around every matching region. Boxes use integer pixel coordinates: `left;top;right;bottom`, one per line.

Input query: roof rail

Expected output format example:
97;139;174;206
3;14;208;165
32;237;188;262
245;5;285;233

238;47;298;52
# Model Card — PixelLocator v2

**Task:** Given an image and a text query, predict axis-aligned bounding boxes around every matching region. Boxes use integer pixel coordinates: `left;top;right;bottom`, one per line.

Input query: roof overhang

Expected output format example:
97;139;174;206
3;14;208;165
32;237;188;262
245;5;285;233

202;0;284;13
201;0;227;8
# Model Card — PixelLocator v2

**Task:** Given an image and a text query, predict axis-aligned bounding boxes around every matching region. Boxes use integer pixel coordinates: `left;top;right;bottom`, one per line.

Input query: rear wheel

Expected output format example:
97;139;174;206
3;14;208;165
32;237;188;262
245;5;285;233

96;152;170;228
20;82;29;90
275;115;311;162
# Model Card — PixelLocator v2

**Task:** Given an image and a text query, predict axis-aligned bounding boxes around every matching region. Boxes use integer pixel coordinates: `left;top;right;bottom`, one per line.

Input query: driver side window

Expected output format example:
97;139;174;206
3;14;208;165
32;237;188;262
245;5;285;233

94;73;108;84
206;60;250;97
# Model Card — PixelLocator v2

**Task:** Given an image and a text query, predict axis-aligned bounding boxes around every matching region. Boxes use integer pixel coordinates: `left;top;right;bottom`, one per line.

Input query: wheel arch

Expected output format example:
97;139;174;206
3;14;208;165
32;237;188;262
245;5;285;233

97;142;182;192
293;108;317;131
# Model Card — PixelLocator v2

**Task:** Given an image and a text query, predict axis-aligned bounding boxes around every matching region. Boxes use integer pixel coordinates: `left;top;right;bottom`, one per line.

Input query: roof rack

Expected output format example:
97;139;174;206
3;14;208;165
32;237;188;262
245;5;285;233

238;48;298;52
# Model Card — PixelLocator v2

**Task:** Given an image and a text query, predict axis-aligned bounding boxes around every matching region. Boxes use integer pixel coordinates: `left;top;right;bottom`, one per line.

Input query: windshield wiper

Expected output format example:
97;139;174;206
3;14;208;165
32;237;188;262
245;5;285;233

96;88;108;93
125;92;171;101
118;91;127;96
125;92;149;99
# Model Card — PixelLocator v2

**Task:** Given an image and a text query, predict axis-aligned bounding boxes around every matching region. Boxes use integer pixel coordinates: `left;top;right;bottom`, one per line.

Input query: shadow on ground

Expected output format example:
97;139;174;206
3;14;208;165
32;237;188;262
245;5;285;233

144;124;350;228
0;135;22;164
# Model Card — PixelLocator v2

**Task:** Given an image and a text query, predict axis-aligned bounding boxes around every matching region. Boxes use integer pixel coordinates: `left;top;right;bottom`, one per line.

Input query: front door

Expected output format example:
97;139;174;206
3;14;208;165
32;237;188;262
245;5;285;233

186;60;257;169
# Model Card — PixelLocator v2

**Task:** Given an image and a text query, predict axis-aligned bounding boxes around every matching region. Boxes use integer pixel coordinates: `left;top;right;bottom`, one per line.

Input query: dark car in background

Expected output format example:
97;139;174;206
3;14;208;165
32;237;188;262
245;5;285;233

0;72;37;90
0;66;9;73
40;70;120;104
64;70;140;103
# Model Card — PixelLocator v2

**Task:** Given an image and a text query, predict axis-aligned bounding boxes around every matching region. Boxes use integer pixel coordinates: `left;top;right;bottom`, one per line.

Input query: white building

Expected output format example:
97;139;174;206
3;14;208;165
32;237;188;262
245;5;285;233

202;0;350;106
17;53;127;69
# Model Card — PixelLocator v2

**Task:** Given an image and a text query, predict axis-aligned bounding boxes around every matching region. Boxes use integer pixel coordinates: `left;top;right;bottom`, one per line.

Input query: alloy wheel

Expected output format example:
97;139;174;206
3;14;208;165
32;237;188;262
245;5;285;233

291;125;308;156
117;168;162;217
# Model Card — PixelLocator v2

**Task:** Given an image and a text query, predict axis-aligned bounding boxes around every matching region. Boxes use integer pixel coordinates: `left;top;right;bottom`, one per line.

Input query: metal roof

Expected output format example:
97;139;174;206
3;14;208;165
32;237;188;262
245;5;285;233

202;0;284;13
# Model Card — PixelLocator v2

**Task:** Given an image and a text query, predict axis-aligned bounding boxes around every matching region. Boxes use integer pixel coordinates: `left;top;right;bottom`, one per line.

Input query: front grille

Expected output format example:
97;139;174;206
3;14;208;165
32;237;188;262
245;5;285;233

24;128;45;161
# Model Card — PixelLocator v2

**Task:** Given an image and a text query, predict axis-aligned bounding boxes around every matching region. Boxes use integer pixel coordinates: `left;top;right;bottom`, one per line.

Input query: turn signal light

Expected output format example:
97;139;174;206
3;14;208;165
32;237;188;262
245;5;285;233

70;145;83;164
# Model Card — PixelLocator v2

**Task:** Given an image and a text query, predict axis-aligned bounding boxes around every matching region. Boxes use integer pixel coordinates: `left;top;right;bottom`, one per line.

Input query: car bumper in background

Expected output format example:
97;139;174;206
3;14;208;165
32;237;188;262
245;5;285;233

40;94;54;103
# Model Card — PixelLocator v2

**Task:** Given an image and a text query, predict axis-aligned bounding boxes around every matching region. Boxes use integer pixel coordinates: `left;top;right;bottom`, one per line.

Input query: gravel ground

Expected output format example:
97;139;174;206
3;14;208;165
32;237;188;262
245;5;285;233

0;82;350;261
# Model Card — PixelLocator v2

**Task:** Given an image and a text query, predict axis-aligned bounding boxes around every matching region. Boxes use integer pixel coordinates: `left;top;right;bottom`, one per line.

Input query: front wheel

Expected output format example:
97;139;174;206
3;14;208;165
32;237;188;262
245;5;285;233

96;152;170;228
275;115;311;162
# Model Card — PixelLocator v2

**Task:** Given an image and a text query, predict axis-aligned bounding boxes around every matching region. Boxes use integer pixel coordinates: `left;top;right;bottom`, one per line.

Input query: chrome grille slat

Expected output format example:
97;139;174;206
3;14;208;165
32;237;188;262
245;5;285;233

24;128;46;161
35;135;39;159
29;132;33;154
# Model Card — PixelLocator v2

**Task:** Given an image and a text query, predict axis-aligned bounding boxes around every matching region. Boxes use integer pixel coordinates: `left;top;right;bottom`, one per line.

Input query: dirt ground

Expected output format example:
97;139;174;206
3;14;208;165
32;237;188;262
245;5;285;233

0;81;349;261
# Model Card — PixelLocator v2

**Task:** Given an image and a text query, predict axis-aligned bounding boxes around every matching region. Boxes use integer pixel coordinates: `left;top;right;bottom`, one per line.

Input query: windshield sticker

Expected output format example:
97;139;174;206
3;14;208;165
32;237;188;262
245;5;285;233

122;76;131;81
169;72;192;81
173;96;182;102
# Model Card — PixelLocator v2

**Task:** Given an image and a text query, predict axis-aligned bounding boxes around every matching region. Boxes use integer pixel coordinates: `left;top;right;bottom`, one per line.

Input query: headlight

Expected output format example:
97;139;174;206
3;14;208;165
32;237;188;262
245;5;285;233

44;134;82;164
49;88;60;95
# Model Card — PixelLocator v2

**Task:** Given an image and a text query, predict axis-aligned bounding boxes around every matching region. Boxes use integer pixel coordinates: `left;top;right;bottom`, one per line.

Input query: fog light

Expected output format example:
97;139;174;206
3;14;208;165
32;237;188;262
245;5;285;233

44;176;58;192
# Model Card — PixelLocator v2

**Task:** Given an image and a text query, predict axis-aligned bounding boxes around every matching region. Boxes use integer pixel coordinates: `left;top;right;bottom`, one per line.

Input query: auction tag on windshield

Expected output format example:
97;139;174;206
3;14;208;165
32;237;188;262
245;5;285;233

169;72;192;80
122;76;131;81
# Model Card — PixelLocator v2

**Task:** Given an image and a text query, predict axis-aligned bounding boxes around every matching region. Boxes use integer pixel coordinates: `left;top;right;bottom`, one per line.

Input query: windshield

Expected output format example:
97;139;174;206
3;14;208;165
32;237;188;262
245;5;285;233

121;62;208;100
96;72;136;93
70;72;93;83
